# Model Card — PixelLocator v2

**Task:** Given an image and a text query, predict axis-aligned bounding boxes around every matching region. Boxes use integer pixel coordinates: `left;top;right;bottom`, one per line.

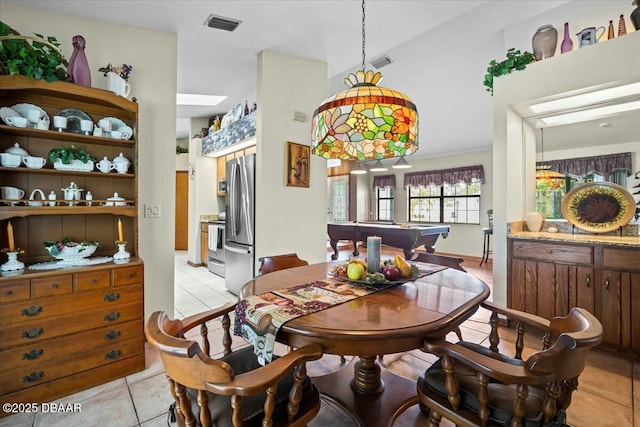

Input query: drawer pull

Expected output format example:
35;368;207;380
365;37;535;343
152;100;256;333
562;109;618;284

22;328;44;339
126;273;135;279
103;292;121;302
586;276;591;287
91;279;98;284
51;284;59;289
21;306;43;317
22;371;44;383
104;312;121;322
605;278;610;290
105;350;121;360
22;349;44;361
6;290;13;296
104;330;121;340
546;249;553;254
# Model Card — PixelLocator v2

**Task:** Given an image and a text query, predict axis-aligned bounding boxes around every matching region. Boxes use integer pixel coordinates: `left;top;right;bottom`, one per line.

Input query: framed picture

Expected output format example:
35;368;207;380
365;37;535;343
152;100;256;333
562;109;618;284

285;141;310;188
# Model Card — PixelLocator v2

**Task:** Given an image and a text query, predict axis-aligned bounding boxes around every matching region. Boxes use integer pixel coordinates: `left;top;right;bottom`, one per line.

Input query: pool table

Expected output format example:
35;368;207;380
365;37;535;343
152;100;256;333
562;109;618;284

328;222;450;260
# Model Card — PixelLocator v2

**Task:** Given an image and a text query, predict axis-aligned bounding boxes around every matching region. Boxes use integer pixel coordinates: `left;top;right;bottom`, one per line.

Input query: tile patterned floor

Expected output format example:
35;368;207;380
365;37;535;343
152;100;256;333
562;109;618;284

1;249;637;426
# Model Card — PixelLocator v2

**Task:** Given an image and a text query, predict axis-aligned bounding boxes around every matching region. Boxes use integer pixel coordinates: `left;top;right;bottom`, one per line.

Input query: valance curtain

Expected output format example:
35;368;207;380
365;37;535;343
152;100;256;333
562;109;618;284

538;152;632;178
372;174;396;188
403;165;485;188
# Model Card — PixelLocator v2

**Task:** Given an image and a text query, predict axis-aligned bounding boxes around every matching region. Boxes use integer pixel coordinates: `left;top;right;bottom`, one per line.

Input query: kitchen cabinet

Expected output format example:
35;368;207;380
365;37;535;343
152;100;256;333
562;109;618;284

0;75;144;407
200;222;208;266
215;147;256;196
507;237;639;352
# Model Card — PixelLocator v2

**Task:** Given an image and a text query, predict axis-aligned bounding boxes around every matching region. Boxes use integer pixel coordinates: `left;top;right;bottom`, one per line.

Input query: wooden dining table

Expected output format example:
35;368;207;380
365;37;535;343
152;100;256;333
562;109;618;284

239;262;490;427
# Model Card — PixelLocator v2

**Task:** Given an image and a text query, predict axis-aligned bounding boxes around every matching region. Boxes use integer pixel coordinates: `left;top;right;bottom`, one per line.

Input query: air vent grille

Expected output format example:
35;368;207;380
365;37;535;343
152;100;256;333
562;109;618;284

370;55;393;69
203;14;242;32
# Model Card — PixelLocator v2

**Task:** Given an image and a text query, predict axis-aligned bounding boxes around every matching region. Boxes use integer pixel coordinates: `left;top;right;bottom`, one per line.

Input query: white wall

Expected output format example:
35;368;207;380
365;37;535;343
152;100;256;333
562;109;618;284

2;3;178;318
256;51;328;266
367;149;493;257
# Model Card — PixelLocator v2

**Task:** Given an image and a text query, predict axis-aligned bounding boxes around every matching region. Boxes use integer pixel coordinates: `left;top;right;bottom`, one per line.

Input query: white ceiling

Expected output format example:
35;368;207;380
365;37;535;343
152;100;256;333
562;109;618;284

7;0;635;158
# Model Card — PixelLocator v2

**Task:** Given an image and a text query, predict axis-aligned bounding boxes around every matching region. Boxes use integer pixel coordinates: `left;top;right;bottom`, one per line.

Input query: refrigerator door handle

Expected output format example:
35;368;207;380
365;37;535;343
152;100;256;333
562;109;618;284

224;244;252;255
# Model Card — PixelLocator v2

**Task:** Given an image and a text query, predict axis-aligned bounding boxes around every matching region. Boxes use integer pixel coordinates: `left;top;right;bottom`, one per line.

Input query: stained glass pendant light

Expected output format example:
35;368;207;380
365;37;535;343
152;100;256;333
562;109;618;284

536;128;564;179
311;0;419;161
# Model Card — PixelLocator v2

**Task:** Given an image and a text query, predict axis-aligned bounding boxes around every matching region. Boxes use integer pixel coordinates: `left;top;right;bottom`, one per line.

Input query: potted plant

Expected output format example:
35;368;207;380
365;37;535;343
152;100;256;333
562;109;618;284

483;48;536;95
48;145;96;172
0;20;68;82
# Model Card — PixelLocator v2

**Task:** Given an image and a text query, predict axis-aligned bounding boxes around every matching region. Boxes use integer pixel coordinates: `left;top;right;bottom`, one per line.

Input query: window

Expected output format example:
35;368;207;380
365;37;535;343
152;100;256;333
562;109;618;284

408;181;481;224
376;187;394;221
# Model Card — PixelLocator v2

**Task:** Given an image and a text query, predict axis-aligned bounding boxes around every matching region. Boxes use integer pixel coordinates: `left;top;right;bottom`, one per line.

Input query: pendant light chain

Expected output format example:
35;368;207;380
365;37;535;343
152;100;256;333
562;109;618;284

361;0;366;71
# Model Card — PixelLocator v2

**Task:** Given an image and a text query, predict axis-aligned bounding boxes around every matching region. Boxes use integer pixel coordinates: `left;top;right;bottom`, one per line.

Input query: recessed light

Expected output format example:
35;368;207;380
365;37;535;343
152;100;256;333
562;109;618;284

599;122;612;128
176;93;227;106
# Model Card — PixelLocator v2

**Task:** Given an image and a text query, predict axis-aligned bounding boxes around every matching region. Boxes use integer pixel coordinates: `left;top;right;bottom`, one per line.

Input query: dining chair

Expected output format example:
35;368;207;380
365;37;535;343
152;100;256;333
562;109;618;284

480;209;493;266
258;253;309;275
413;252;466;272
145;305;323;427
417;301;603;427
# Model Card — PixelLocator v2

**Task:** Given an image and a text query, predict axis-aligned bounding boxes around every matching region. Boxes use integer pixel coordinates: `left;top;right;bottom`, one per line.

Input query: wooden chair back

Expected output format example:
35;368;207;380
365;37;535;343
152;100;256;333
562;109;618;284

258;253;309;275
413;252;466;272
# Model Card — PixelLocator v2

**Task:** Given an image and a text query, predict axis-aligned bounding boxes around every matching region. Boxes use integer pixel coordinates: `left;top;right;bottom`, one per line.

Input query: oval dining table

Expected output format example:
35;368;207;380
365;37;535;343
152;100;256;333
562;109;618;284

239;261;490;427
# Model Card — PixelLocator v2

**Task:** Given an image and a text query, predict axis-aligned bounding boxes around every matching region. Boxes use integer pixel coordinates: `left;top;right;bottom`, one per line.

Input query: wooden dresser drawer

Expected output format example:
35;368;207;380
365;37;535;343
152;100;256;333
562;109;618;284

0;337;143;395
113;266;143;286
31;276;73;298
512;241;593;264
0;320;141;372
0;281;30;303
602;247;640;272
0;284;142;326
0;302;143;349
76;270;111;292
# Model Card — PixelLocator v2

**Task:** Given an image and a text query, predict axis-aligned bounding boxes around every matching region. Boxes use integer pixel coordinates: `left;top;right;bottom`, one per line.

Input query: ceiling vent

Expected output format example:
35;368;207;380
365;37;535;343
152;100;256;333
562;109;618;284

203;14;242;32
370;54;393;69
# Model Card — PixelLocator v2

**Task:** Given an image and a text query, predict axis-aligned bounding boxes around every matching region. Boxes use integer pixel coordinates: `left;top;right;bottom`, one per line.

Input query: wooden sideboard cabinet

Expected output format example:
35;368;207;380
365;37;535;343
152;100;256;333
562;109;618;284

0;262;144;407
507;237;640;352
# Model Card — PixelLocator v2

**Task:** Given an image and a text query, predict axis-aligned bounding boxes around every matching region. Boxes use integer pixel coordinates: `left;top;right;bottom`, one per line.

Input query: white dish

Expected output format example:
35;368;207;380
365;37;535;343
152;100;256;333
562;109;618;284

117;125;134;140
0;107;21;126
102;117;126;131
12;103;50;128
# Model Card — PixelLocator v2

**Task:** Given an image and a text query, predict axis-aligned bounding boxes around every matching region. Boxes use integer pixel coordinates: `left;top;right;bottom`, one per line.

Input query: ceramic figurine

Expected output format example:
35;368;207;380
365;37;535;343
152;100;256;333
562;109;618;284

67;35;91;87
618;14;627;36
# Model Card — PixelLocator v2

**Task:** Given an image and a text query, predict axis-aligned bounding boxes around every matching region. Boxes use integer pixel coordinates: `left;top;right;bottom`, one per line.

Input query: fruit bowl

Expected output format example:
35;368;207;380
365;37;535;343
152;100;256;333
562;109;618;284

44;240;98;264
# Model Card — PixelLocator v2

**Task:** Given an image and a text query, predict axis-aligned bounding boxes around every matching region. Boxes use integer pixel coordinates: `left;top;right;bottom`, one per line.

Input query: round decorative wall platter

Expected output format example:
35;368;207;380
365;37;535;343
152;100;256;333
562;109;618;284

561;182;635;233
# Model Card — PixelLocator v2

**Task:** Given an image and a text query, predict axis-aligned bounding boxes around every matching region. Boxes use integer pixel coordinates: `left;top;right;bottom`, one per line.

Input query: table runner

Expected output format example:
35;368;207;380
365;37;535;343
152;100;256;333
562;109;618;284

234;263;447;365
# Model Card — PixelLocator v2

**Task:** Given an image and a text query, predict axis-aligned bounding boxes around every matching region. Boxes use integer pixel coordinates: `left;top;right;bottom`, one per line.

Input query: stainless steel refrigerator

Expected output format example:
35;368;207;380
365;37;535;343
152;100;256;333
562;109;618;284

224;153;255;294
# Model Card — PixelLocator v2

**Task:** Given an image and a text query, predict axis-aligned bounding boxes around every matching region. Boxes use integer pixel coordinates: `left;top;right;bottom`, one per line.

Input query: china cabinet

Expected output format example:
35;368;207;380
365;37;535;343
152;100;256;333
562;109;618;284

507;236;640;353
0;75;144;409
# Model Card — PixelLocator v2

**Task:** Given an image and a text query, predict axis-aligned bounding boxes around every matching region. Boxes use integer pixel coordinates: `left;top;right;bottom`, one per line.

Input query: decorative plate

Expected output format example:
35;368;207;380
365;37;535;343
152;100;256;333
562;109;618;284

561;182;635;233
56;108;92;134
12;103;50;128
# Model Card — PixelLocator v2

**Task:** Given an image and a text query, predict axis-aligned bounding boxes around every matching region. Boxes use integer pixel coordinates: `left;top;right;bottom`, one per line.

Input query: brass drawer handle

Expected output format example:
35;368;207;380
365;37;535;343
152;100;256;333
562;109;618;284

22;328;44;339
104;312;121;322
90;279;98;284
586;276;590;287
104;330;121;340
21;306;43;317
22;349;44;361
6;290;13;296
51;284;58;289
105;350;121;360
103;292;121;302
126;273;135;279
605;278;610;290
22;371;44;383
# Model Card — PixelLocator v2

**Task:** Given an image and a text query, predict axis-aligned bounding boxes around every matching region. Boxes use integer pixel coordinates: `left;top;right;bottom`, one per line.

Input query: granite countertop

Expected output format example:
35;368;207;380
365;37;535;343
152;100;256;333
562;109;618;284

508;231;640;248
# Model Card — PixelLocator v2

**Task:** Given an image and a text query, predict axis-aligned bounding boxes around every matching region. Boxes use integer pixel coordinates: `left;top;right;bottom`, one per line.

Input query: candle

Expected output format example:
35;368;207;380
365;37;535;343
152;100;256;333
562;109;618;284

366;236;382;273
7;222;15;251
117;218;124;242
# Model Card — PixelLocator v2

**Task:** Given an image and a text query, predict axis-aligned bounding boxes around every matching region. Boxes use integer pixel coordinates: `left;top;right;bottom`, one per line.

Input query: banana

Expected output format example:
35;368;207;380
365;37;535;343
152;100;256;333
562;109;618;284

350;258;367;268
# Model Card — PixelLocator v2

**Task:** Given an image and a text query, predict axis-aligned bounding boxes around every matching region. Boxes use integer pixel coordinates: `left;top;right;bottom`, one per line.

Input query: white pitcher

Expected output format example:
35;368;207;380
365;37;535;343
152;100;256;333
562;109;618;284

106;72;131;97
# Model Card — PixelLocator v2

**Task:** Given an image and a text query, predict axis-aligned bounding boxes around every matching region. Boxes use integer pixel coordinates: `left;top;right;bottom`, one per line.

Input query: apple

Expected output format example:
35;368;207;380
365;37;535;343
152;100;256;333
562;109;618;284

347;262;365;280
382;265;400;281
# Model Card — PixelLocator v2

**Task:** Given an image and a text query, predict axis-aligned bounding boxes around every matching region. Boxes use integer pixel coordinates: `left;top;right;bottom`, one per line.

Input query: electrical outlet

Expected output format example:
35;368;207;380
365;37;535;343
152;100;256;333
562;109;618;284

145;204;160;218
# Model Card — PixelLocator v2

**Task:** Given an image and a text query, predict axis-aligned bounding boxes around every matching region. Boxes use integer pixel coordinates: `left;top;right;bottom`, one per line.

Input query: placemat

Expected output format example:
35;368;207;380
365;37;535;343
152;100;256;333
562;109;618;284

235;263;446;365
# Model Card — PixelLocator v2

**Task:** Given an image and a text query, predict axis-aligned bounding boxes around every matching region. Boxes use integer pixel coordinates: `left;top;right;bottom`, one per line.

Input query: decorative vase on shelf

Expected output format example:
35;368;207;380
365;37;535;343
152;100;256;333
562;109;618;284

67;35;91;87
561;22;573;54
607;20;615;39
532;25;558;61
106;72;131;98
526;212;544;232
632;0;640;31
618;14;627;36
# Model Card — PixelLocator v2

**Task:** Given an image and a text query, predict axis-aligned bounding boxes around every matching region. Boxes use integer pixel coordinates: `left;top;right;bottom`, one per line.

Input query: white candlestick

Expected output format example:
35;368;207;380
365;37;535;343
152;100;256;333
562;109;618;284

367;236;382;273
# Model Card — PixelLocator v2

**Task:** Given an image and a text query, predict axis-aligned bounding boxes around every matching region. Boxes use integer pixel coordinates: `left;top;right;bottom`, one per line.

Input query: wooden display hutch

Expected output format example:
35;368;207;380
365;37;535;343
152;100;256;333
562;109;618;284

0;75;144;411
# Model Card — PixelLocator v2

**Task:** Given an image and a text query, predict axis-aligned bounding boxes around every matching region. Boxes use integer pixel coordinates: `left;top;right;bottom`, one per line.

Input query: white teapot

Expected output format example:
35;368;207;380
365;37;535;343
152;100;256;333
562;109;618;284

112;152;130;174
96;156;114;173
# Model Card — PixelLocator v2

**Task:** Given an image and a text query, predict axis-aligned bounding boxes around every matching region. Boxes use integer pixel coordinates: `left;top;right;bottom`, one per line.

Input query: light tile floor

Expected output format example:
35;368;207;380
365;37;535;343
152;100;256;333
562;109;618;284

2;249;637;426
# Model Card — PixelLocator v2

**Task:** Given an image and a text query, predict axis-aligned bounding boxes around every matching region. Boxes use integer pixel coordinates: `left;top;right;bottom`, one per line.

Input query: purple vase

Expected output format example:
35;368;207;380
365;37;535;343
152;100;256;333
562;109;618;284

561;22;573;54
67;35;91;87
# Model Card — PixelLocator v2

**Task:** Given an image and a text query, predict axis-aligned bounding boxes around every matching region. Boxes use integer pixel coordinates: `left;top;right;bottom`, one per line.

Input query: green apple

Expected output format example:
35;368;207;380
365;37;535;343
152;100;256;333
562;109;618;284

347;262;365;280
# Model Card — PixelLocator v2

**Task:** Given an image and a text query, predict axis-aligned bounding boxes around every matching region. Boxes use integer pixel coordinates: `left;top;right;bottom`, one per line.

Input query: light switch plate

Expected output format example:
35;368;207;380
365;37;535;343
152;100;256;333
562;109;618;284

145;204;160;218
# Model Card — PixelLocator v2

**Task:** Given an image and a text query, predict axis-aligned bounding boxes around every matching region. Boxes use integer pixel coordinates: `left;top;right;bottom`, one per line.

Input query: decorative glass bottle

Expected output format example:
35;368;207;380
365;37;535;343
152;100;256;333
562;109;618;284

532;25;558;60
561;22;573;54
67;35;91;87
607;20;615;39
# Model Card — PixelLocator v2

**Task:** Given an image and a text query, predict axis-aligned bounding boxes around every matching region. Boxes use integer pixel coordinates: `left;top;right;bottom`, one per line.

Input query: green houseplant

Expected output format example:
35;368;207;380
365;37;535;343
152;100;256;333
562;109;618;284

483;48;536;95
0;20;68;82
48;145;95;165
